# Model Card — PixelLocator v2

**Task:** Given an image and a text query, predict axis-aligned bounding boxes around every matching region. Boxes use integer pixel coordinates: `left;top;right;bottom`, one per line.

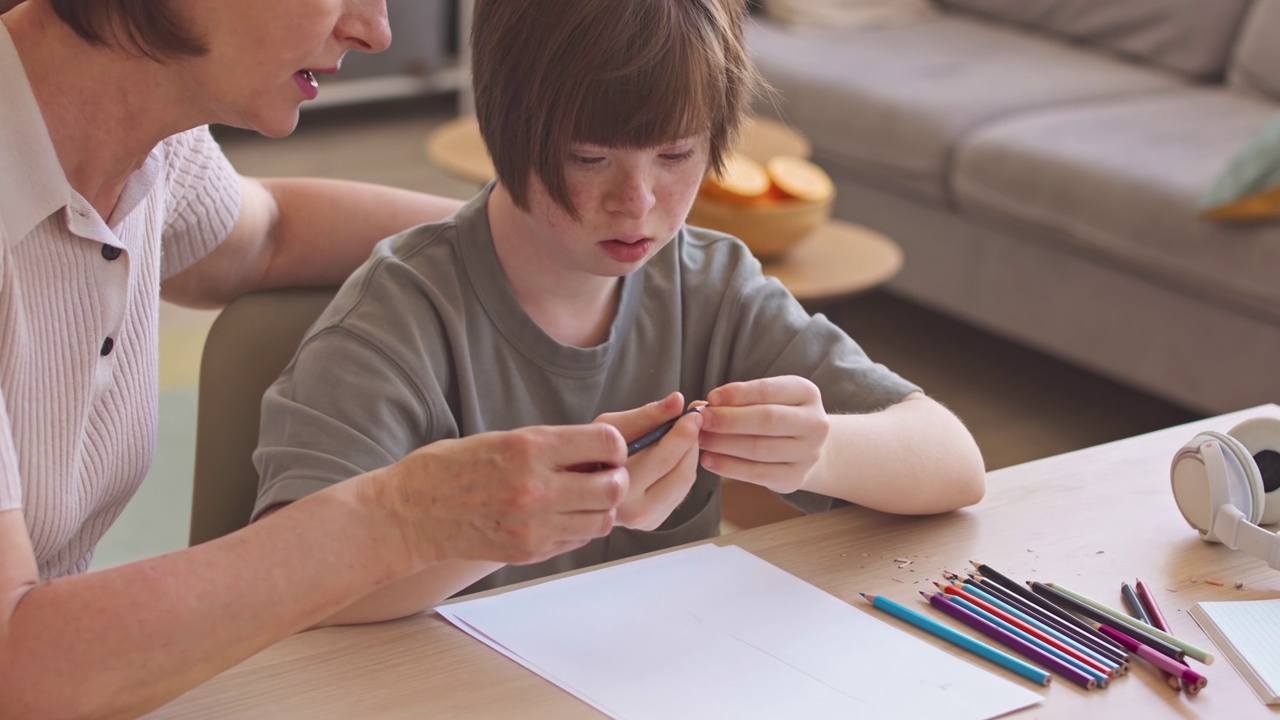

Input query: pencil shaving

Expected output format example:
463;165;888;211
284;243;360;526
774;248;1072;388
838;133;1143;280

1205;579;1224;587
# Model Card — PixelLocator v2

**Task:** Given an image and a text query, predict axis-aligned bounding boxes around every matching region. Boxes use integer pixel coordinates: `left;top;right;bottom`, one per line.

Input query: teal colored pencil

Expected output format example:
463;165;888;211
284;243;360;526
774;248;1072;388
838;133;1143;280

1045;582;1215;665
860;593;1051;686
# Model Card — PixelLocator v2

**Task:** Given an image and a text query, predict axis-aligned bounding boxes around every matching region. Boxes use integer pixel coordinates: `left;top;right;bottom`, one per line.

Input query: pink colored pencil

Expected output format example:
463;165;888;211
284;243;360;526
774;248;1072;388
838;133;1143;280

1097;624;1207;690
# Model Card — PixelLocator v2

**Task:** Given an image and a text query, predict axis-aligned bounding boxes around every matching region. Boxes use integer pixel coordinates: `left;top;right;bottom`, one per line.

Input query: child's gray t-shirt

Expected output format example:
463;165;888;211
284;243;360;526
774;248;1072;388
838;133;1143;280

253;187;920;593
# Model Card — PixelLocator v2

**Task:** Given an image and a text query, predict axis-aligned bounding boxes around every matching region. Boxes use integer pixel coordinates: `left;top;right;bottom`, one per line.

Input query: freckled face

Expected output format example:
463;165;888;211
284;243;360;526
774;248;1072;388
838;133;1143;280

512;136;710;280
173;0;391;137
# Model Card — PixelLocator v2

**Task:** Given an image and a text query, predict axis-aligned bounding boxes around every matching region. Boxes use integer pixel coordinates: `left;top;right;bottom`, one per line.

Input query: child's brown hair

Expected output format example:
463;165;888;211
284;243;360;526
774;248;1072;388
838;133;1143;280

472;0;763;218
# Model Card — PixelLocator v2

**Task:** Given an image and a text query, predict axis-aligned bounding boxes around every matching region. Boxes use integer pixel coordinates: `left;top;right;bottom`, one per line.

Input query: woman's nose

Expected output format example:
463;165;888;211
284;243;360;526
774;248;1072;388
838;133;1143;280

339;0;392;53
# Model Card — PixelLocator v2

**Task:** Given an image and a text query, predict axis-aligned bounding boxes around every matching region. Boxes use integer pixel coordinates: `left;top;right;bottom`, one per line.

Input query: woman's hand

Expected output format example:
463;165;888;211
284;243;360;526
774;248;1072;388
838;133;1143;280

697;376;829;494
368;423;630;568
593;393;704;531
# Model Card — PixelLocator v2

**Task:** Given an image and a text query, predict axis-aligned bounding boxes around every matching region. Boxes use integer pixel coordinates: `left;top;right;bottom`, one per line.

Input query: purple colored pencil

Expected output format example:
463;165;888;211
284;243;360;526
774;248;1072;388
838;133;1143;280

926;592;1098;690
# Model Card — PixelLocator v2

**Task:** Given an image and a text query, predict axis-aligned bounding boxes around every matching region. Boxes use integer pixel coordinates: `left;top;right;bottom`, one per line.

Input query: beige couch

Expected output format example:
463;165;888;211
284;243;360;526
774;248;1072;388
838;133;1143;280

747;0;1280;414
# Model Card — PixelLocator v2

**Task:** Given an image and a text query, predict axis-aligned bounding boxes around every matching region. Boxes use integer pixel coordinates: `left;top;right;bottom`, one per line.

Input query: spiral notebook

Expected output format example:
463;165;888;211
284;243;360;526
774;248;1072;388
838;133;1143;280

1190;598;1280;704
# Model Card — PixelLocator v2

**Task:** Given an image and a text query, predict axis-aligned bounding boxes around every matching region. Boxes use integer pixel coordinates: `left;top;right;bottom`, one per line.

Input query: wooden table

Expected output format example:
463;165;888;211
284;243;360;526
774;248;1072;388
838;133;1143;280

148;405;1280;718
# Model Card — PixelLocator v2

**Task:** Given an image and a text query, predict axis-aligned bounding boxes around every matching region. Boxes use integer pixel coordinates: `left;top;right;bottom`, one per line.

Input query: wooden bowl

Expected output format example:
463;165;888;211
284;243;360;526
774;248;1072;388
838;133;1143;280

686;192;833;260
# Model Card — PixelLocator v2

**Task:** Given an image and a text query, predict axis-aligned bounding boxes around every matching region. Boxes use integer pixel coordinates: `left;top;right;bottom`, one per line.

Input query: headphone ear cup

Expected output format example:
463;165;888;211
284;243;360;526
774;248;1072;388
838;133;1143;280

1171;431;1262;541
1227;417;1280;526
1201;430;1263;525
1172;434;1227;540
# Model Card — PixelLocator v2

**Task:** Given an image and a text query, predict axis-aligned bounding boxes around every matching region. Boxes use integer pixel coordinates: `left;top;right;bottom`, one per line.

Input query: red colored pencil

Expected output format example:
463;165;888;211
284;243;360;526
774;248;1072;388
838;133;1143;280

937;582;1114;678
926;592;1096;690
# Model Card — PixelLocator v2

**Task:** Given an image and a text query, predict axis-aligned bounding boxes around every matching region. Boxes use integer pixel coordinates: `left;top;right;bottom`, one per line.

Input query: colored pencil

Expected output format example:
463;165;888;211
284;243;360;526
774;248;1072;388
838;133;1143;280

970;561;1126;654
626;407;700;456
1134;579;1171;635
916;593;1057;687
1097;625;1207;690
1029;581;1186;663
859;593;1052;686
961;581;1123;674
1136;579;1199;695
1045;582;1214;665
1122;582;1180;690
945;594;1111;687
971;576;1128;667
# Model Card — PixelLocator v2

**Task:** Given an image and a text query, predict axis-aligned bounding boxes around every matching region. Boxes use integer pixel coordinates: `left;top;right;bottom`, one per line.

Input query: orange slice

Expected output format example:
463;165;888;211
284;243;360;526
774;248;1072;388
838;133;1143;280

765;156;834;203
703;153;771;203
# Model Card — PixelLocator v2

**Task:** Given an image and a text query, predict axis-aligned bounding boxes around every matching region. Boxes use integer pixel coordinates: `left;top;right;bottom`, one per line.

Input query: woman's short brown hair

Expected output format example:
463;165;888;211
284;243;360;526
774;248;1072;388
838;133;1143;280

50;0;205;61
472;0;764;217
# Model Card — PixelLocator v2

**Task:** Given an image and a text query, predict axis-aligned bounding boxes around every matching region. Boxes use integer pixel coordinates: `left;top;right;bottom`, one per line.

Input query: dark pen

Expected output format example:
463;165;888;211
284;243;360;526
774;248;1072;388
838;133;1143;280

627;407;702;456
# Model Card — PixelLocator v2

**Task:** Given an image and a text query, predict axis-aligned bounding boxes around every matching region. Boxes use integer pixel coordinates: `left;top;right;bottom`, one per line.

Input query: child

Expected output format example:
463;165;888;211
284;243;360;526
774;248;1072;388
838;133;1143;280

253;0;985;624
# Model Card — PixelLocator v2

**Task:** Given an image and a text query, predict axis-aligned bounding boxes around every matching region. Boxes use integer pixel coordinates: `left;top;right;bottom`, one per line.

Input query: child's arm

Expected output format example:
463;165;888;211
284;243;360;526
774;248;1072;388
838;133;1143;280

698;379;985;515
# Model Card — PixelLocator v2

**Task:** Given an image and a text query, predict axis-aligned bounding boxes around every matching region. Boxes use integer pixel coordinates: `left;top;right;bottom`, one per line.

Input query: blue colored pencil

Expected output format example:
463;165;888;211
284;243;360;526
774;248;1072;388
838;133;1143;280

962;582;1123;674
968;575;1128;666
859;593;1051;686
947;595;1110;688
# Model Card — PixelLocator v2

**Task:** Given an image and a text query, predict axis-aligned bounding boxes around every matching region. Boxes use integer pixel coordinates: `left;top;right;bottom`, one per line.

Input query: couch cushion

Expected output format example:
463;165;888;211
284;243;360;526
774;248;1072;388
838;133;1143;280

1229;0;1280;101
747;14;1182;205
935;0;1254;80
953;89;1280;322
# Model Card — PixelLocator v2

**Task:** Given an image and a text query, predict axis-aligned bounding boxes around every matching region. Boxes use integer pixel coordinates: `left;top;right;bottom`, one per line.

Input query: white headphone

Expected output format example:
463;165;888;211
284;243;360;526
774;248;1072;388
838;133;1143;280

1171;417;1280;570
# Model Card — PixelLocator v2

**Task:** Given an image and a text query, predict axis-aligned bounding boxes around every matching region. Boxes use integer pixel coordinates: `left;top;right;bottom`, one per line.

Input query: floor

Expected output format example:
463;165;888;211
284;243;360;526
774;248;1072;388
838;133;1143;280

92;95;1201;568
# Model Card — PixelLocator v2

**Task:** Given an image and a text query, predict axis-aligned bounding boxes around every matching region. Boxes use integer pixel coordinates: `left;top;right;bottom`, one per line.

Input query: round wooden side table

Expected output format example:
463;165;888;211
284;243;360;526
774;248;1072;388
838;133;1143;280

761;219;903;307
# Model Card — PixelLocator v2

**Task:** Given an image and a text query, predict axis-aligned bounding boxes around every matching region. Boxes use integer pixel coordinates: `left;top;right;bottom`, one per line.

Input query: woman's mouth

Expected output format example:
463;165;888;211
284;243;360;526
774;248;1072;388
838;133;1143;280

294;70;319;101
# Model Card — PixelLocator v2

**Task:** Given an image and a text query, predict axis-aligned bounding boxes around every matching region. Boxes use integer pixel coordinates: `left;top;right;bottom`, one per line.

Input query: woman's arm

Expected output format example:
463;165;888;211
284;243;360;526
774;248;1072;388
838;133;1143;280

160;176;464;308
0;480;407;720
0;426;629;719
312;394;705;627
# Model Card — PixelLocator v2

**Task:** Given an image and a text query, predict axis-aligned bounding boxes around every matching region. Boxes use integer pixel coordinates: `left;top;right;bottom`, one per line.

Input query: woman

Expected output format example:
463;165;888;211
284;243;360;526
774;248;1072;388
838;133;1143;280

0;2;639;717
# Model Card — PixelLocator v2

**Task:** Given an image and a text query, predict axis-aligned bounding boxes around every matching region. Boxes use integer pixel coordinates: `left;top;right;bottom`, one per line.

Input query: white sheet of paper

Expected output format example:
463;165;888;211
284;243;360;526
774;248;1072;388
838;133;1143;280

438;544;1042;720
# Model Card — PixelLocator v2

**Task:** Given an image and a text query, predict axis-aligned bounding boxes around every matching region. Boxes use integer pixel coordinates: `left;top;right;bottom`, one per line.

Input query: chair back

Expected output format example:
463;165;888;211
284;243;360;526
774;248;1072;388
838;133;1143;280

188;287;337;546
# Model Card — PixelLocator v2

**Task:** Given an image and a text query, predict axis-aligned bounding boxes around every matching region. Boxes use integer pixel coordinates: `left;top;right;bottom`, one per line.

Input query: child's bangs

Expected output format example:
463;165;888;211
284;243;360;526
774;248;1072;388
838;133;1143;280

570;18;725;151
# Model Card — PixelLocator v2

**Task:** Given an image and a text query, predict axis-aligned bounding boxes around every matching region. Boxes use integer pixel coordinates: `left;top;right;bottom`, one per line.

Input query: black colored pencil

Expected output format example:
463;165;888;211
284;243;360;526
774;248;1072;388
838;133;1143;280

1029;581;1185;662
972;576;1128;667
970;561;1126;654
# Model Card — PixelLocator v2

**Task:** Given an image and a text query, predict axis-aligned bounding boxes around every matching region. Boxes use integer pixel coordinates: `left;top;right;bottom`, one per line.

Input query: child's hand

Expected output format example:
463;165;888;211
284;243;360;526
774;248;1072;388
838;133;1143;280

698;376;829;494
593;392;703;530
